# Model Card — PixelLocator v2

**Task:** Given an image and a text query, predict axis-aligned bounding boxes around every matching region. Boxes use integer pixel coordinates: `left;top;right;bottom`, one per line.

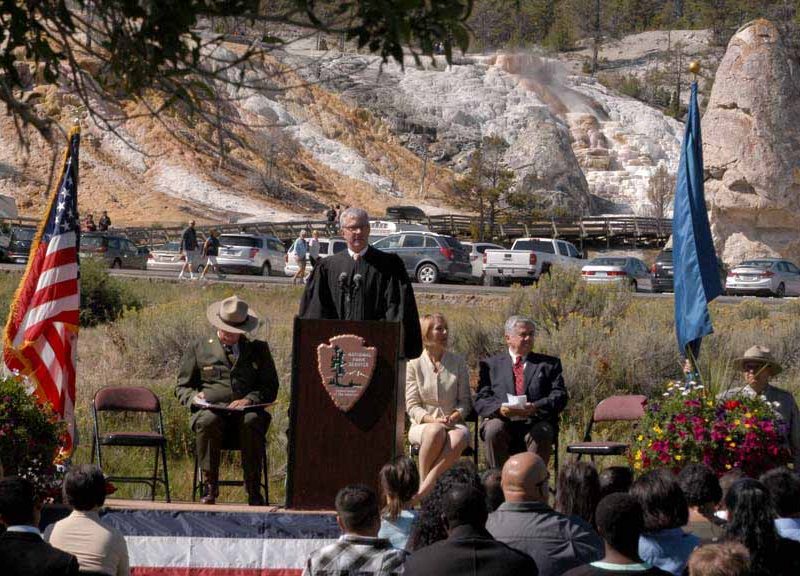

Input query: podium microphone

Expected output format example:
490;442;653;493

352;274;362;293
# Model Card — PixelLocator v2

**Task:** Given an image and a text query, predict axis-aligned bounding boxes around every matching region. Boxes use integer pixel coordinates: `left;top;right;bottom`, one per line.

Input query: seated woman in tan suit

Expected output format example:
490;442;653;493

406;313;473;499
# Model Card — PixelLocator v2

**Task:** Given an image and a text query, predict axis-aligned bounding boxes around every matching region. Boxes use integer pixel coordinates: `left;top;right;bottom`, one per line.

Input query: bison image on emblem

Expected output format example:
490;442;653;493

317;334;377;412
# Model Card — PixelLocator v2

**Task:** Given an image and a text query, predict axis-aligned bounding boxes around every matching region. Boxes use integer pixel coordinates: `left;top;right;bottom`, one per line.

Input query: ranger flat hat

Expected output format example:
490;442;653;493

733;345;782;375
206;295;259;334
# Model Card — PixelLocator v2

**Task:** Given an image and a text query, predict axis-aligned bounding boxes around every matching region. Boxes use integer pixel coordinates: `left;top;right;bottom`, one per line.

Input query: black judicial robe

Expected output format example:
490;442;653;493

299;246;423;359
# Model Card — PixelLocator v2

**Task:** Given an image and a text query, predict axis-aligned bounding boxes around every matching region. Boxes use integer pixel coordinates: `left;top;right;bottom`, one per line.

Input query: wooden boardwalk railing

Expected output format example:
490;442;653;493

0;214;671;249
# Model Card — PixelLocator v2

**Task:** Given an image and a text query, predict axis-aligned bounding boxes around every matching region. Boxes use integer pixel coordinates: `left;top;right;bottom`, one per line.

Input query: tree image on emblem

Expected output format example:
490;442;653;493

329;346;347;387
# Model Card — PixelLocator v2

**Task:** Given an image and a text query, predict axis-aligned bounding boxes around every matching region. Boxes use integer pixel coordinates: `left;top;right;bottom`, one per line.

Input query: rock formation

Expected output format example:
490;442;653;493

705;19;800;264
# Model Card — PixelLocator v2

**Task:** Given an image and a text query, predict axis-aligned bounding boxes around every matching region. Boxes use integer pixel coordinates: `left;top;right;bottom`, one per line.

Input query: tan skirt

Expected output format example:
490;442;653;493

408;422;470;447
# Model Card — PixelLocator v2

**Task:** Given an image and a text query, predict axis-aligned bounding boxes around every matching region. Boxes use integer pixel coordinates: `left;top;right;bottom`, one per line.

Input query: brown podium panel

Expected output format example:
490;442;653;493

286;318;403;509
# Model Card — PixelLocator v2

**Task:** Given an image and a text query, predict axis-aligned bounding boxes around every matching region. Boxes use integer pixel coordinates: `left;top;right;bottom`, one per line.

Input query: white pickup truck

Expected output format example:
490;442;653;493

483;238;584;286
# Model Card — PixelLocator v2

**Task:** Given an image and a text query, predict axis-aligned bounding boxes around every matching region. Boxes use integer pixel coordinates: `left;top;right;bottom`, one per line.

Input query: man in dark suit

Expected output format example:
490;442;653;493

176;295;280;505
474;315;568;468
298;207;422;360
0;476;79;575
404;483;538;576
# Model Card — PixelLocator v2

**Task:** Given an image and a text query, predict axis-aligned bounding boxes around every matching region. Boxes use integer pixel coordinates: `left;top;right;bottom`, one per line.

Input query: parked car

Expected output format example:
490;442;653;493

7;226;36;264
216;233;286;276
385;205;427;222
650;248;674;293
145;241;199;273
372;231;472;284
581;257;652;292
461;241;505;282
79;233;148;269
725;258;800;297
284;236;348;276
483;238;583;286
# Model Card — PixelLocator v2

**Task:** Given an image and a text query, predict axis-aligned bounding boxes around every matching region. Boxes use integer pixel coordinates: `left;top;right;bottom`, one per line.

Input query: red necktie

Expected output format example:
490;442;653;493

514;356;525;396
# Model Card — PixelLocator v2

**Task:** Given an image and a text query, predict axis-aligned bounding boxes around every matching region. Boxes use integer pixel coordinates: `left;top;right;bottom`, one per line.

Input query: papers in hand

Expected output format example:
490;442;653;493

502;394;529;421
192;396;272;413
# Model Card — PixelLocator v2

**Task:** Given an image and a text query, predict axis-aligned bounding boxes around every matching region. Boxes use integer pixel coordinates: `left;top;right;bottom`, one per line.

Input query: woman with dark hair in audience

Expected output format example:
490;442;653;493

407;460;482;551
630;469;699;576
564;493;671;576
678;464;724;542
714;468;746;523
599;467;634;500
47;464;130;576
378;457;420;550
724;478;800;576
556;461;601;527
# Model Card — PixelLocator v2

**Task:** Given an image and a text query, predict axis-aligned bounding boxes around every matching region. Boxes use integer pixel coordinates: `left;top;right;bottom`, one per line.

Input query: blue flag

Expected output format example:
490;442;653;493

673;82;723;355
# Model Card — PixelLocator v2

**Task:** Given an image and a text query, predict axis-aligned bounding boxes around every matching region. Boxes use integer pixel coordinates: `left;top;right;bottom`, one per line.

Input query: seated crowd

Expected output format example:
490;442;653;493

4;457;800;575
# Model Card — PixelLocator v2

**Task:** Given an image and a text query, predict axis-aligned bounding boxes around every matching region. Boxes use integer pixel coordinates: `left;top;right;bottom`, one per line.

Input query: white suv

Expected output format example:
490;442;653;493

284;237;348;276
216;234;286;276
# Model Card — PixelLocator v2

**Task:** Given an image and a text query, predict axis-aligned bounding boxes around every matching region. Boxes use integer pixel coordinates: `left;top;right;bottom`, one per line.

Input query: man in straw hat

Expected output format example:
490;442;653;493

722;345;800;469
176;296;279;505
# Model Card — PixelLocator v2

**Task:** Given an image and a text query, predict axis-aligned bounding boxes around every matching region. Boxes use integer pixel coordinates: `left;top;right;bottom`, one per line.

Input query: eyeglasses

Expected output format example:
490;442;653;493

742;362;767;372
342;224;367;232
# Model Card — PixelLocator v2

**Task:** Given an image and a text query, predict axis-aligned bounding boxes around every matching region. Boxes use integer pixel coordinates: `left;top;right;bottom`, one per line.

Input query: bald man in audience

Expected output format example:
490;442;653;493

486;453;603;576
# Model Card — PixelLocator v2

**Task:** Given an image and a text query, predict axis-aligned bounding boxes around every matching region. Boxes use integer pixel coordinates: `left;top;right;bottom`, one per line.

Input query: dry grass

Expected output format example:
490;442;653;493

2;270;800;504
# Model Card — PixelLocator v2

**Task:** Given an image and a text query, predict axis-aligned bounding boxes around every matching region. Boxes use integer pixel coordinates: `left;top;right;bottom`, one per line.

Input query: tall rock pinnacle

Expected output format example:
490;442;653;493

704;19;800;264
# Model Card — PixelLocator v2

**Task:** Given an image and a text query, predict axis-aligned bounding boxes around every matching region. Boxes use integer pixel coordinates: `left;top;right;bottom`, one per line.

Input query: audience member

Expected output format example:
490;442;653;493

406;313;472;499
378;457;419;550
408;461;482;551
599;466;634;500
404;484;538;576
724;478;800;576
481;468;504;513
486;452;603;576
303;485;406;575
722;346;800;468
630;469;700;575
760;467;800;542
0;476;79;576
475;316;568;468
687;542;750;576
47;464;130;575
678;464;724;541
714;468;746;523
564;493;671;576
556;461;601;527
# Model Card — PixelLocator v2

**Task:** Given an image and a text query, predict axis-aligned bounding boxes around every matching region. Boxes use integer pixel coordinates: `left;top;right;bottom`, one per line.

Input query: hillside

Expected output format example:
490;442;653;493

0;25;718;226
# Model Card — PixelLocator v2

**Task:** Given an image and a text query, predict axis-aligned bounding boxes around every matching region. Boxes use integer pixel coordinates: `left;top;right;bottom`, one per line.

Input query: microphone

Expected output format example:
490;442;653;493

338;272;349;291
352;274;362;293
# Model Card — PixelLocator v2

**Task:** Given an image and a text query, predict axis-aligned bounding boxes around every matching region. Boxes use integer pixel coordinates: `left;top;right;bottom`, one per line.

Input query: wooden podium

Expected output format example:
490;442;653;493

286;318;404;509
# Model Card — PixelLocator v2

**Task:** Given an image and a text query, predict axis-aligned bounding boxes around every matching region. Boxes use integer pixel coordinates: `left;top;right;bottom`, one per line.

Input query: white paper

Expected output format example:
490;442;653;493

502;394;529;421
193;396;211;407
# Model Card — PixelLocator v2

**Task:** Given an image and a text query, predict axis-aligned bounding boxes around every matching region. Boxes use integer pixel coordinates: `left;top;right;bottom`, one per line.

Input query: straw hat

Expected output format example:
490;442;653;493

206;295;259;334
733;345;782;376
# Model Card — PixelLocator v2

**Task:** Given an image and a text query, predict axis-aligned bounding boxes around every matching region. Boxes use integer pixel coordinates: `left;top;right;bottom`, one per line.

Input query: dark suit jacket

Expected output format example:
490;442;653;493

474;351;568;424
404;524;538;576
0;531;80;576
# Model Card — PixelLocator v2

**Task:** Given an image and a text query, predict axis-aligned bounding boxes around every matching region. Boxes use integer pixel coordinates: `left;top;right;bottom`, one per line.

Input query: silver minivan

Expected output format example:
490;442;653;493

216;234;286;276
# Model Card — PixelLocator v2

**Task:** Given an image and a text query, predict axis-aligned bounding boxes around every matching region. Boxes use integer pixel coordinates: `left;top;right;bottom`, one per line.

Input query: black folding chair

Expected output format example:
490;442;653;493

91;386;170;502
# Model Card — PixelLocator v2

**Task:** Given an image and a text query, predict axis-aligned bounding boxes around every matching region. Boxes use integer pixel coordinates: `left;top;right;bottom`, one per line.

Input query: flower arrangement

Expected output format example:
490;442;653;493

0;374;67;498
630;377;791;477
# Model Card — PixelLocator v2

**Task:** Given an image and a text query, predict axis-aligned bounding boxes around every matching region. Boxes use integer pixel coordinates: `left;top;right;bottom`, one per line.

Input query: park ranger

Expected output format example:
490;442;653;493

175;295;279;506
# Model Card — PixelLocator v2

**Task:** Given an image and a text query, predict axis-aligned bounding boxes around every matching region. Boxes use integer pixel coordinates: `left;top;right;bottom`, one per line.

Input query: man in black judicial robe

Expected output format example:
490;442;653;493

299;207;422;359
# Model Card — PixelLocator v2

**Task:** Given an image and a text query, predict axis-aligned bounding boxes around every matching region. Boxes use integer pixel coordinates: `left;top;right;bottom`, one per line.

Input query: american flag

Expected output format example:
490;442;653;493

3;126;81;453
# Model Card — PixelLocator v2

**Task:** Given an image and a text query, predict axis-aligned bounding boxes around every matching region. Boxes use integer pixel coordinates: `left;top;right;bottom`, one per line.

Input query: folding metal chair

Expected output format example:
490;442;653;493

91;386;170;502
566;394;647;460
408;410;480;467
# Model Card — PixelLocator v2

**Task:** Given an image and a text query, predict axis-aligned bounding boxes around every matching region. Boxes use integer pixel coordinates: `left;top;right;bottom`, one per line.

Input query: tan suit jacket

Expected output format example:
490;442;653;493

406;350;472;425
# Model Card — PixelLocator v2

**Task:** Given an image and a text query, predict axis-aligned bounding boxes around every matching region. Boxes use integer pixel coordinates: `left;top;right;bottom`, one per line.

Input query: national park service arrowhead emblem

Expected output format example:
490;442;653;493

317;334;377;412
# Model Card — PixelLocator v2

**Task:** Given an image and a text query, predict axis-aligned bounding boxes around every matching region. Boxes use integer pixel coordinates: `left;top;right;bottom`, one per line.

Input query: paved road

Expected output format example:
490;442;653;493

0;263;795;304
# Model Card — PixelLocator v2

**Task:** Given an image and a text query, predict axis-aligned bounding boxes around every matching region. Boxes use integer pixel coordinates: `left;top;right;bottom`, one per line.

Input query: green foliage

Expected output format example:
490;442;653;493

736;300;770;321
0;375;66;496
79;258;142;327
